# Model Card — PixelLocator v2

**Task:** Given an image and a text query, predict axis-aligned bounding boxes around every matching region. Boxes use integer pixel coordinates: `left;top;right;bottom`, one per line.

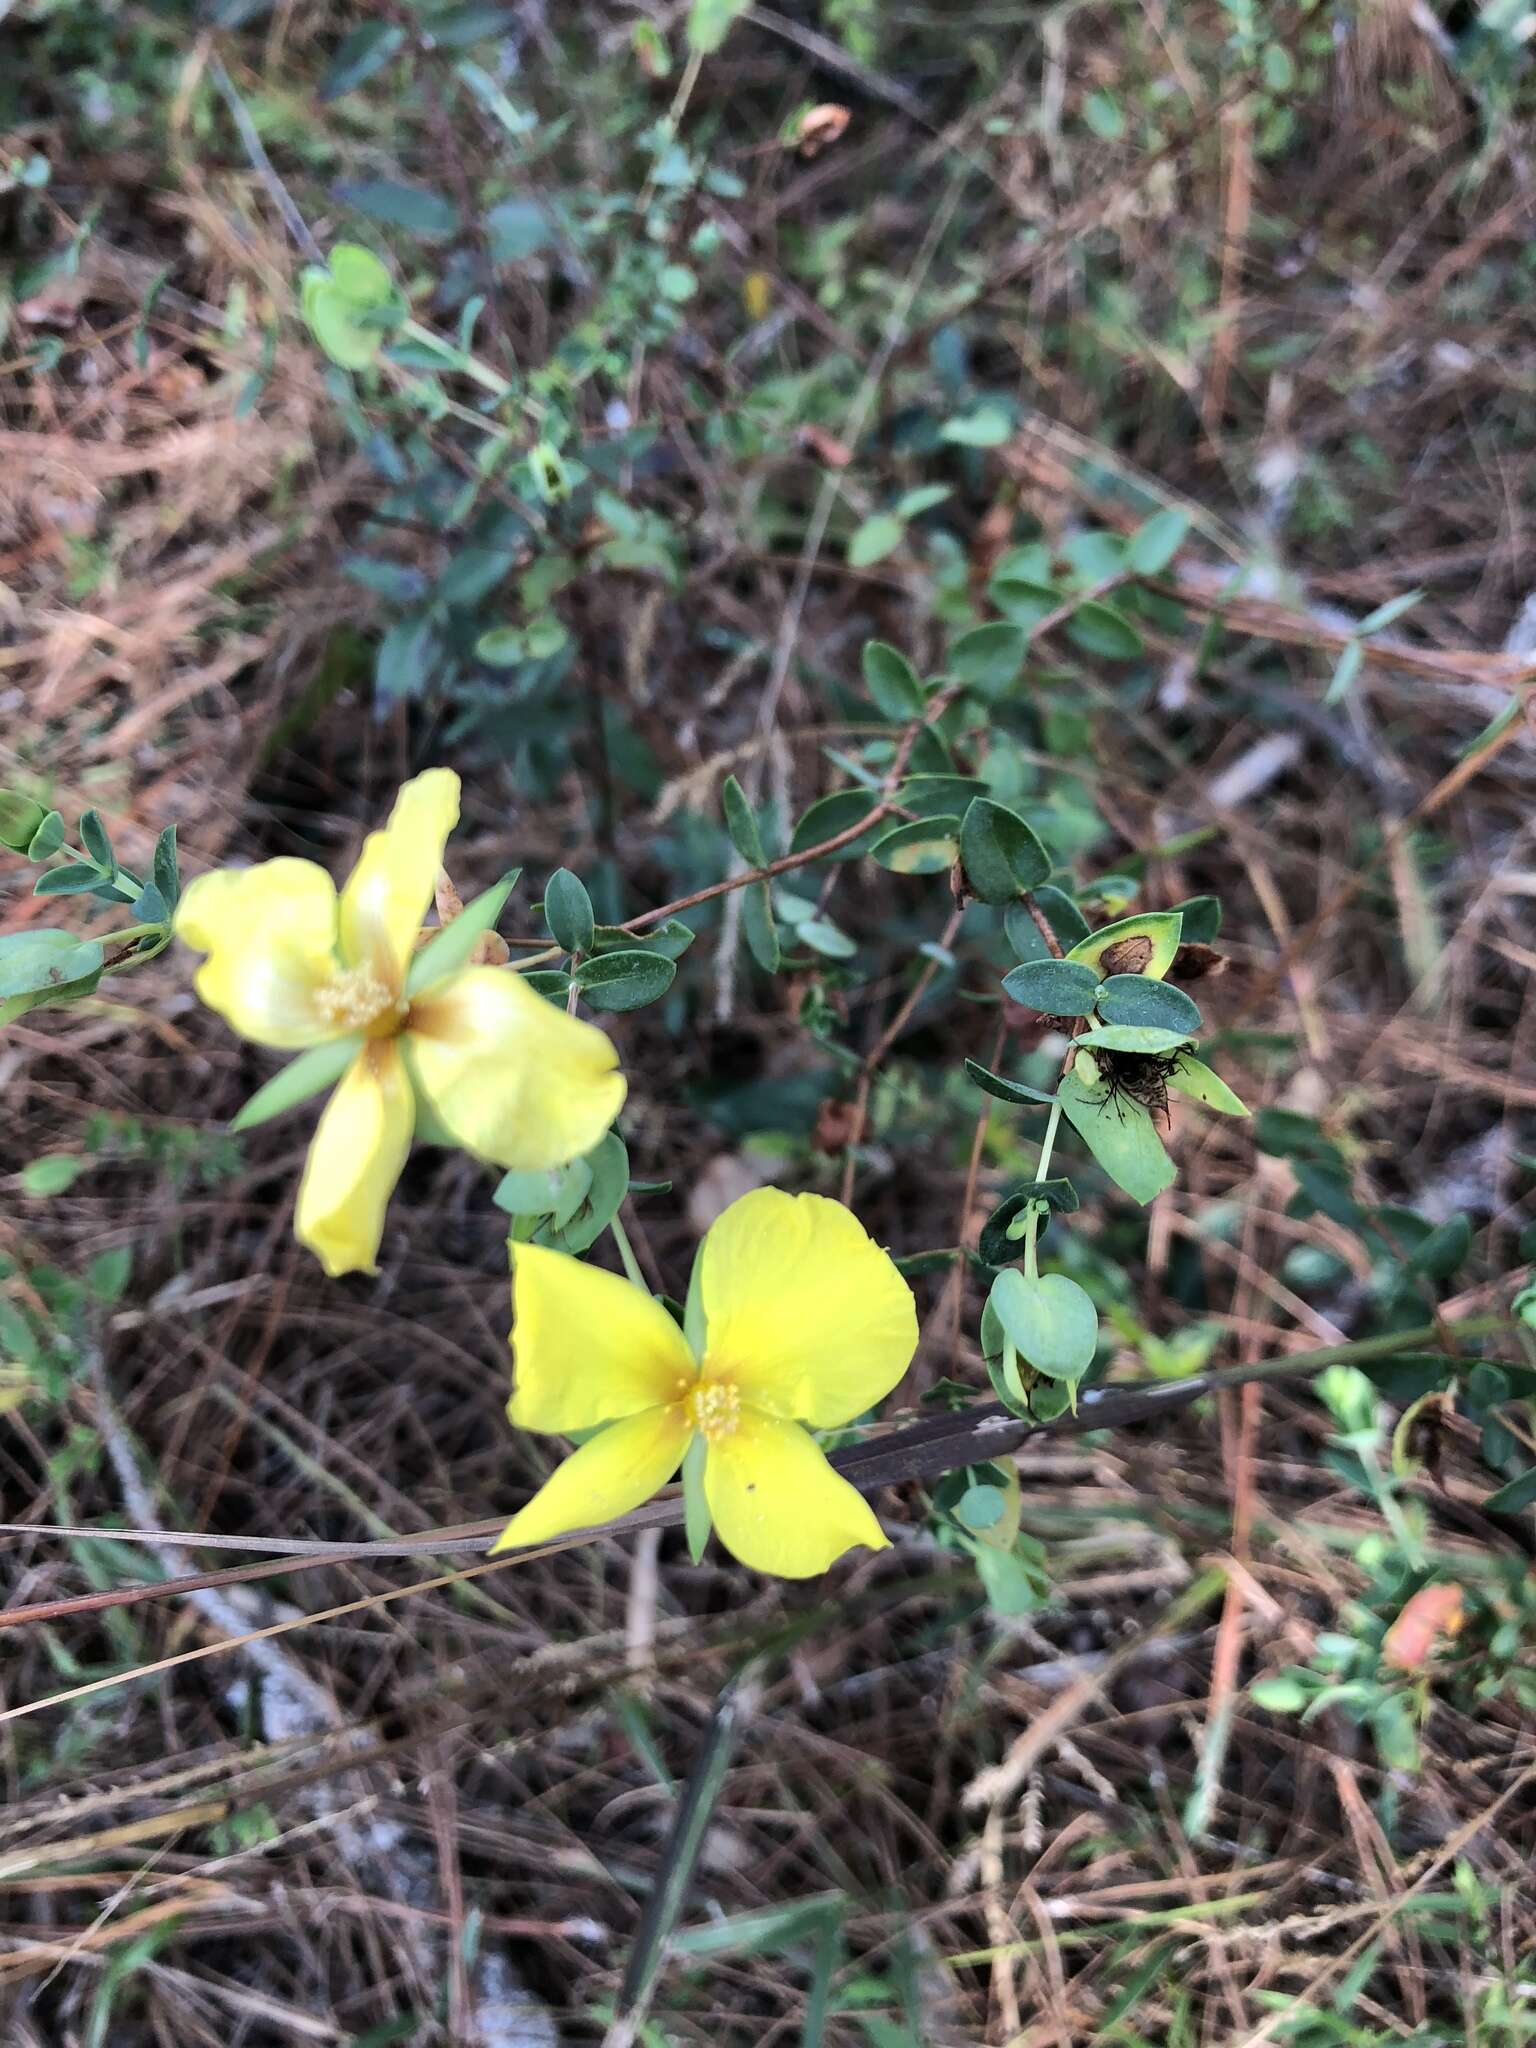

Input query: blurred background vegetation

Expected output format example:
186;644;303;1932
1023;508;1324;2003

2;1;1535;2042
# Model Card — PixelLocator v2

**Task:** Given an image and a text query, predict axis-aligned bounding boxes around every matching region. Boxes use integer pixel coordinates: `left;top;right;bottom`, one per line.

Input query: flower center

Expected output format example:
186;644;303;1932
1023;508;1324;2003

683;1377;741;1443
314;967;402;1035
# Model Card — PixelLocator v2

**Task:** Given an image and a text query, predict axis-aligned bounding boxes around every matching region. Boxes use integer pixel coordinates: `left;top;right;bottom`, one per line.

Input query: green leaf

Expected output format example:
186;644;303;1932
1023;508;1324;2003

1406;1213;1472;1281
861;641;924;720
848;513;904;569
574;949;676;1011
321;21;405;97
1250;1673;1314;1713
1096;974;1202;1034
34;861;105;897
540;1132;630;1253
1066;601;1143;660
870;815;959;875
963;1060;1055;1108
1058;1069;1176;1204
523;968;572;1000
959;798;1050;902
77;809;113;871
494;1162;571;1220
1076;1023;1195;1054
128;881;169;926
305;281;384;369
0;790;47;852
658;263;697;303
20;1152;85;1196
1003;901;1053;962
895;483;951;519
1166;893;1221;944
152;824;180;911
974;1543;1046;1615
1083;87;1124;139
544;868;596;956
1484;1467;1536;1515
406;871;521;992
1033;884;1091;948
0;929;104;1023
1126;506;1190;576
1325;639;1364;706
1067;910;1183;980
88;1245;132;1301
787;791;883;859
978;1180;1079;1265
1357;588;1424;636
27;810;65;860
720;774;766;865
988;1270;1098;1381
594;918;695;962
742;881;780;972
899;773;985;818
948;622;1025;699
681;1433;712;1561
685;0;752;54
954;1484;1005;1532
328;245;395;305
939;405;1012;447
230;1037;361;1133
485;197;552;263
335;179;459;240
1168;1053;1249;1116
475;626;524;667
798;917;856;959
1001;957;1102;1016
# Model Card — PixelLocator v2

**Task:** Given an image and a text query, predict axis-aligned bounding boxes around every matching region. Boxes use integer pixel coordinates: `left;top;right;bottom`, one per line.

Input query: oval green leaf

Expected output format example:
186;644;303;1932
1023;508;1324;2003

1096;974;1202;1034
1066;910;1183;981
573;949;676;1011
988;1269;1098;1382
959;798;1050;903
1001;957;1102;1017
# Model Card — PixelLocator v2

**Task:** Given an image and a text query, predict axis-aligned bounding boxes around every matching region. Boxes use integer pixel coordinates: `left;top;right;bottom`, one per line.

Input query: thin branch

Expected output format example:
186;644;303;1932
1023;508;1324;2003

2;1315;1509;1639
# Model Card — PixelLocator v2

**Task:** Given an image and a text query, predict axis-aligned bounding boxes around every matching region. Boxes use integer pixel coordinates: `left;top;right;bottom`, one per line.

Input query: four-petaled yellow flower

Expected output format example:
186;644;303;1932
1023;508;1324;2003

493;1188;918;1576
175;770;624;1278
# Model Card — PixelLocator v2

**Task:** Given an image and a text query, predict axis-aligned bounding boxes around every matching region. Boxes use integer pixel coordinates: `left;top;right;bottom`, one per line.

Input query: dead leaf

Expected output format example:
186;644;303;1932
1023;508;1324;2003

789;104;850;158
1382;1583;1464;1671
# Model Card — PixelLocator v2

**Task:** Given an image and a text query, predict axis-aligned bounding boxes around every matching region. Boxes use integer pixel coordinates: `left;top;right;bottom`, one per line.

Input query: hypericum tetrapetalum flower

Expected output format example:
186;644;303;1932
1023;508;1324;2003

175;770;624;1278
493;1188;918;1576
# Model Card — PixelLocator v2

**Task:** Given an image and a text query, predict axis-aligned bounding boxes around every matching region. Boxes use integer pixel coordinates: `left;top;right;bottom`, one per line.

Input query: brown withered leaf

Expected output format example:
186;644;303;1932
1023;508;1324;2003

1382;1583;1464;1671
813;1097;861;1153
795;423;854;469
1171;942;1227;983
790;104;851;158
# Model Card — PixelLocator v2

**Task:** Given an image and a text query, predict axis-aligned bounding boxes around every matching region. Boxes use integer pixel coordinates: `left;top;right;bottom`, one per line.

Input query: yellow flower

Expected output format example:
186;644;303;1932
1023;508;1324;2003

175;770;625;1278
493;1187;918;1577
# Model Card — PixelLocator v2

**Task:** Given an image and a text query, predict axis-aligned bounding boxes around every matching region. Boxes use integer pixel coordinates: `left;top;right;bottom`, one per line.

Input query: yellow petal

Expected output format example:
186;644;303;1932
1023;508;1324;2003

697;1189;917;1427
704;1411;888;1577
174;859;341;1048
508;1242;696;1434
404;967;625;1169
491;1405;690;1552
339;768;460;987
294;1041;415;1277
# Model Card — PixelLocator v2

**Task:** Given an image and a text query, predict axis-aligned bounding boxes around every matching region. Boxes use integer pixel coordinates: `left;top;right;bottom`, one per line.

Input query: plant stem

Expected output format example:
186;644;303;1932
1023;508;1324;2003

1022;1095;1063;1282
608;1213;646;1292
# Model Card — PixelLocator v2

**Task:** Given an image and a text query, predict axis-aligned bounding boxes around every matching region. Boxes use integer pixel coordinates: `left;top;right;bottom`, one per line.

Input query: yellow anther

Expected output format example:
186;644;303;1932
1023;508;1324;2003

314;968;400;1034
685;1378;742;1443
